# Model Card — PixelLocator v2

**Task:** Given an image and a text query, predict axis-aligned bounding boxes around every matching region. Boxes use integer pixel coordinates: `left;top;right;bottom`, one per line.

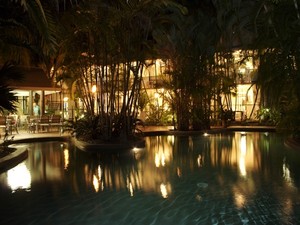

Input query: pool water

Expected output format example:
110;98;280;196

1;132;300;225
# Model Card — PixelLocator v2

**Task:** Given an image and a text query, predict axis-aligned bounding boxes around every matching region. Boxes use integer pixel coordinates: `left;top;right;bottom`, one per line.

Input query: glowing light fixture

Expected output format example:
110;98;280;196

92;85;97;93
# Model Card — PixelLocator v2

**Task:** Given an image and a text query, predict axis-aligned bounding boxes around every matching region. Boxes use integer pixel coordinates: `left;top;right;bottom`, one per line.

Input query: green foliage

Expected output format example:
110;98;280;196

0;63;23;114
256;107;281;125
276;100;300;137
145;103;173;126
71;112;144;142
72;114;102;142
138;92;149;111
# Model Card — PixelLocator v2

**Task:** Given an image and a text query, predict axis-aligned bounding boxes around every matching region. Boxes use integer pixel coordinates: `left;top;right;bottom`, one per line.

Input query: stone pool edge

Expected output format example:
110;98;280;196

0;136;70;171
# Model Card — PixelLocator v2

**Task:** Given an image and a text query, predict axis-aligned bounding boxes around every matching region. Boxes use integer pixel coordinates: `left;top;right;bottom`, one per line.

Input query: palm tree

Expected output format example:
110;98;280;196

0;0;59;66
0;63;23;114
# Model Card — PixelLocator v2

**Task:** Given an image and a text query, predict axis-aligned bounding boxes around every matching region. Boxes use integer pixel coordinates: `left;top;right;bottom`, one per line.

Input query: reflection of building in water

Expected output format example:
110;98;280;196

6;162;31;192
88;136;174;198
0;142;68;193
209;132;261;177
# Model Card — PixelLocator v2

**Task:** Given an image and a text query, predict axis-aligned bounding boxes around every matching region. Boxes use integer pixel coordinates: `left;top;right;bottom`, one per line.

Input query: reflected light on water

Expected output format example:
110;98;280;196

7;162;31;193
93;175;100;192
155;151;165;167
234;192;246;208
127;180;134;197
283;158;295;187
283;198;293;218
197;154;203;167
93;165;104;192
160;183;169;198
167;135;175;145
177;167;181;177
239;135;247;177
155;146;172;167
63;148;69;170
92;176;104;193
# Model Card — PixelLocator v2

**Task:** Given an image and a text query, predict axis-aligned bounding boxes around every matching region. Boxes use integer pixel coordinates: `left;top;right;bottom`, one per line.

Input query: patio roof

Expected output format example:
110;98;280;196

7;66;60;91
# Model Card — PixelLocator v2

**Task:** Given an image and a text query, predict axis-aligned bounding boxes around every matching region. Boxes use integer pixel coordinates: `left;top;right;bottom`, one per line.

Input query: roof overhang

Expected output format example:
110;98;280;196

7;66;61;91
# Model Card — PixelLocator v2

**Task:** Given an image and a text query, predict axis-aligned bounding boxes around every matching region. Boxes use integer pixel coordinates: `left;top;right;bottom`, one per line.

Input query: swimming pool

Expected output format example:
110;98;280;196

0;131;300;225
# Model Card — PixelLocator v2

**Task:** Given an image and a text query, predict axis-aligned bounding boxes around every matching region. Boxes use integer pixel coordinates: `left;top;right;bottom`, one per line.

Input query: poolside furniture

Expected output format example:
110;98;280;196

49;114;63;133
0;116;7;134
6;115;19;134
26;115;38;133
37;115;50;132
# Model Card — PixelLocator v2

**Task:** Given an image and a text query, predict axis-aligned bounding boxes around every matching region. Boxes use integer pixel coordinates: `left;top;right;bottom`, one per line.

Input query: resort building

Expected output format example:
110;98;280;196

7;50;260;129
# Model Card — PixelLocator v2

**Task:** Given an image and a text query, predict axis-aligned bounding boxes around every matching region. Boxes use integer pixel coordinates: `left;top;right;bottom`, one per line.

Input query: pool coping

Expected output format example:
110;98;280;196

0;146;28;172
0;136;70;171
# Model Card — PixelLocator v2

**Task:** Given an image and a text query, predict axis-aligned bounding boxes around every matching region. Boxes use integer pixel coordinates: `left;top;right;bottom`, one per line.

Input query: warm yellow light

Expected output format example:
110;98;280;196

239;67;246;74
92;85;97;93
93;175;99;192
63;97;69;102
63;148;69;170
239;135;247;176
160;183;168;198
246;61;253;70
7;162;31;192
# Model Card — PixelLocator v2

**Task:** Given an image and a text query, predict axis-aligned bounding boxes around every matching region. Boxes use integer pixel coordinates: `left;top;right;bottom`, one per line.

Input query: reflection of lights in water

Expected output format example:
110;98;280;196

283;198;293;216
197;154;203;167
239;135;247;177
264;132;269;137
93;175;99;192
283;163;291;182
7;162;31;193
195;194;202;202
93;165;104;192
132;147;142;153
203;132;209;137
283;158;294;187
177;167;181;177
155;153;164;167
240;135;246;155
154;149;171;167
98;165;102;180
132;147;144;160
160;183;168;198
127;180;134;197
167;135;174;145
234;192;246;208
153;137;172;167
63;148;69;169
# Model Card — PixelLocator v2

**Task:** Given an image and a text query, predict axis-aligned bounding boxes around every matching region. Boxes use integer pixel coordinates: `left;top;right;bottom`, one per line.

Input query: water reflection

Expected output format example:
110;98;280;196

7;162;31;192
1;132;300;206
